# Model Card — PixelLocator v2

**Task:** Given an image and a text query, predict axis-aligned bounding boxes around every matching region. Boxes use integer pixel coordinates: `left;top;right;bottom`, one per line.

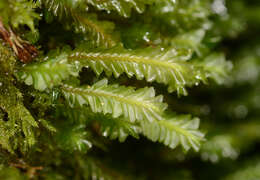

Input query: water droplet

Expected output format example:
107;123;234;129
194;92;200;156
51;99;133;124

103;131;108;137
195;75;201;80
143;32;150;42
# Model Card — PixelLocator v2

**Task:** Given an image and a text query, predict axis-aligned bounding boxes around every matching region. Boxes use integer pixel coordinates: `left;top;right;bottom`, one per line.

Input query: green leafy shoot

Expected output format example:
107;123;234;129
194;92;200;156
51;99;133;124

72;13;117;47
85;0;155;17
61;79;167;123
42;0;118;47
141;114;204;151
42;0;155;18
69;47;207;96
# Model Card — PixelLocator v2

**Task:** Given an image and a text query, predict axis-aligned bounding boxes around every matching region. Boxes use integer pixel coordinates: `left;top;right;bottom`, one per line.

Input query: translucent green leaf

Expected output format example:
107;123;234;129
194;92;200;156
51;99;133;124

85;0;155;17
200;53;233;84
42;0;154;18
0;0;40;31
56;124;92;152
18;51;79;91
56;105;139;142
148;0;210;31
141;115;204;151
42;0;118;47
69;47;207;96
169;29;208;57
97;115;140;142
72;13;117;47
62;79;167;123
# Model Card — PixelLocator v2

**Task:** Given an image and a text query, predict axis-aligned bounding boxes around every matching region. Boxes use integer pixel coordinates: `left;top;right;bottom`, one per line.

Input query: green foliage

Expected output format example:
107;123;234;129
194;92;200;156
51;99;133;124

0;0;40;31
0;0;259;179
56;124;92;152
198;53;232;84
98;115;140;142
0;44;38;153
69;47;207;95
148;0;211;31
19;46;230;95
41;0;118;47
18;50;79;91
72;13;117;47
42;0;154;18
141;115;204;151
62;79;167;122
0;77;38;152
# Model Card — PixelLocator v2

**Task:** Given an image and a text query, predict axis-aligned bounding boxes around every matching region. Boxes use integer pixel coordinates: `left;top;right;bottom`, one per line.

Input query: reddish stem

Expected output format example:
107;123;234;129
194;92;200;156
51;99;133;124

0;19;38;63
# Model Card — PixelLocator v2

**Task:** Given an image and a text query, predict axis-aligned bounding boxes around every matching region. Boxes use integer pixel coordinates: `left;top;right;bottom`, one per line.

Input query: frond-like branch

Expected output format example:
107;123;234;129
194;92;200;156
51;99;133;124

42;0;154;18
42;0;117;47
141;115;204;151
72;13;117;47
85;0;154;17
18;48;230;95
69;47;207;95
169;29;207;57
201;53;233;84
62;79;167;122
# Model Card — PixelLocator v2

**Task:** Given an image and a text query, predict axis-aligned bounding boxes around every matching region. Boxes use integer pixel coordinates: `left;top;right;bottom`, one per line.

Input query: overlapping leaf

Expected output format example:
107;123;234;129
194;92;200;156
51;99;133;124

141;115;204;151
0;0;40;31
148;0;210;31
56;124;92;152
97;115;140;142
18;51;79;91
42;0;117;47
72;13;117;47
62;79;167;122
169;29;207;57
85;0;155;17
57;105;140;142
69;47;207;95
198;53;233;84
42;0;154;18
